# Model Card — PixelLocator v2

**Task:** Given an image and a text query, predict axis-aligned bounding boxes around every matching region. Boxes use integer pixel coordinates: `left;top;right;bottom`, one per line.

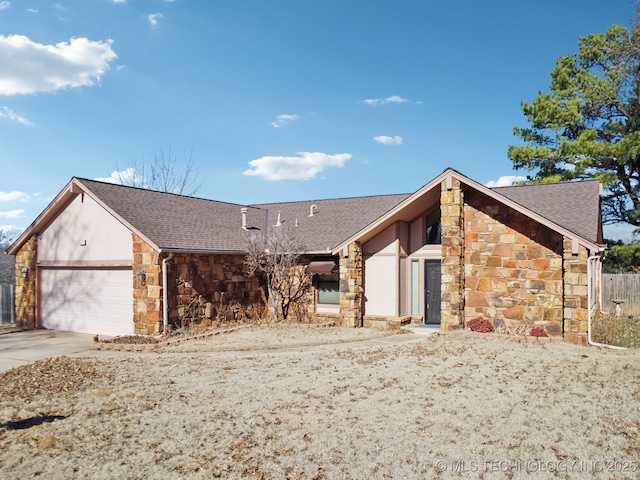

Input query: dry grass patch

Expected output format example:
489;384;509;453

0;329;639;479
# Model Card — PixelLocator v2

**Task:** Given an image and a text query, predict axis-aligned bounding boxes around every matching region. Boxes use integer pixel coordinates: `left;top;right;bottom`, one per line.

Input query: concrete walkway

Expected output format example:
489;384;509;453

0;330;95;373
0;326;441;373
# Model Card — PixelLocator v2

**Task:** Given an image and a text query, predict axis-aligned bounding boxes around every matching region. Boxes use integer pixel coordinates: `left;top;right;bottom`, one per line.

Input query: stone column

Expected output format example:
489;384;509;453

132;234;162;335
440;178;465;331
14;235;37;329
562;238;588;345
340;242;363;327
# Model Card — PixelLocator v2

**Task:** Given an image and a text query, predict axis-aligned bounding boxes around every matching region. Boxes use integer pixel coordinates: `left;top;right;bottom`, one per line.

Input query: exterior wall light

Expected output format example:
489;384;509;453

21;267;29;278
136;268;147;285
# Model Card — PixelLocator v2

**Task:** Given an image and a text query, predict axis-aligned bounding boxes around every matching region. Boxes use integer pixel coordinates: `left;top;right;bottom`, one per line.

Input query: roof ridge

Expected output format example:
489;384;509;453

252;192;411;208
75;177;256;209
491;179;601;190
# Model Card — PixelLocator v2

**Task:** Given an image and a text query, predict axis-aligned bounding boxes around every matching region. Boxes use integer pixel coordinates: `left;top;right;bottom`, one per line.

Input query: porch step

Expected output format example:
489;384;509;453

401;324;441;336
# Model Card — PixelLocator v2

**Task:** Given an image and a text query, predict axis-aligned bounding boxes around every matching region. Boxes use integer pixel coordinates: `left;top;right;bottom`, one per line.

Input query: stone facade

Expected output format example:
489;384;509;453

562;240;589;345
14;235;37;328
462;189;565;336
440;179;465;331
339;242;363;327
132;234;162;335
167;252;265;330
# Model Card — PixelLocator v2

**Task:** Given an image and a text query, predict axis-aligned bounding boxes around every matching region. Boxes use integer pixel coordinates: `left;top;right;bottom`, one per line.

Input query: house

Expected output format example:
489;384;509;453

7;168;604;345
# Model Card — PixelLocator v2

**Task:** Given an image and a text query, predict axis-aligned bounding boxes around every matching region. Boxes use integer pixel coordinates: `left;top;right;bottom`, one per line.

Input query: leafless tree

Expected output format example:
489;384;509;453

0;228;18;250
244;226;312;322
114;146;203;196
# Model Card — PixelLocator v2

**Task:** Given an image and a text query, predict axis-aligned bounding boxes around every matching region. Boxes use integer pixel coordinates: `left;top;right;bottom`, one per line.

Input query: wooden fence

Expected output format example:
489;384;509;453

601;274;640;316
0;284;15;324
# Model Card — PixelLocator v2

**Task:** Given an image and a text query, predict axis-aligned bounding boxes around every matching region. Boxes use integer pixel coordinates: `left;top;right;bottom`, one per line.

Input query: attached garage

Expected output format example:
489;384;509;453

40;268;133;336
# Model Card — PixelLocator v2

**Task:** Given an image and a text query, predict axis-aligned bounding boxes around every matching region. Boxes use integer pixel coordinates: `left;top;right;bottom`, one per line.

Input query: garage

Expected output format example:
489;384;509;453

40;268;133;336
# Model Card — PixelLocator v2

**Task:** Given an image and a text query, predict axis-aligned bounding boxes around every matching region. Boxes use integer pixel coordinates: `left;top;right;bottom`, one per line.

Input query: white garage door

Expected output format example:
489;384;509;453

41;268;133;336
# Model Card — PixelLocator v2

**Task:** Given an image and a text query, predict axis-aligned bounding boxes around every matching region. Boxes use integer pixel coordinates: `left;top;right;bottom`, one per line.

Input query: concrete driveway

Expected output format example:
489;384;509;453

0;329;95;373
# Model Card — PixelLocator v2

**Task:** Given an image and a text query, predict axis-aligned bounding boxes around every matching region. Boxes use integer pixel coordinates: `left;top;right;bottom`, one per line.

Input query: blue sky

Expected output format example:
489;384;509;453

0;0;637;242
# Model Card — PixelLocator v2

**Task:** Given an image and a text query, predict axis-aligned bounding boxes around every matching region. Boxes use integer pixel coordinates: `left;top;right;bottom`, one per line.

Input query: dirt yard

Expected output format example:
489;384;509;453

0;326;639;480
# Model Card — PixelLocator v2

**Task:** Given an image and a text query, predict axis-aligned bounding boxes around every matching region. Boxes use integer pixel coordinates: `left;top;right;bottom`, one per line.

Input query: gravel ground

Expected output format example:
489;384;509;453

0;326;639;480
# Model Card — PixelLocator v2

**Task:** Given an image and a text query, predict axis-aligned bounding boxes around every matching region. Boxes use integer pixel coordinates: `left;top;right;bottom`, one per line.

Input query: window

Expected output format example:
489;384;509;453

411;260;419;315
425;209;441;244
317;273;339;304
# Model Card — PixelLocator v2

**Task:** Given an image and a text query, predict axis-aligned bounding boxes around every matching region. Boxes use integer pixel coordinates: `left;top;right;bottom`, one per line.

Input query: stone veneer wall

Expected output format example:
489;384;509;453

132;234;162;335
14;235;37;329
463;191;565;336
339;242;363;327
440;179;465;331
562;240;589;345
167;252;264;329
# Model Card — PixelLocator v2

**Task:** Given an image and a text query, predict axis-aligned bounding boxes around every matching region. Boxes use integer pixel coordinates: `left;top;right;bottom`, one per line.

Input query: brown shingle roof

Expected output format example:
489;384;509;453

71;175;601;254
250;194;410;252
77;178;409;253
493;180;602;244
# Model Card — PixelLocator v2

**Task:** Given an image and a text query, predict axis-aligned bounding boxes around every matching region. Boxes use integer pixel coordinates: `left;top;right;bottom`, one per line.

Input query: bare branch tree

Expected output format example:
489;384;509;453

114;146;203;196
0;227;19;250
244;226;312;322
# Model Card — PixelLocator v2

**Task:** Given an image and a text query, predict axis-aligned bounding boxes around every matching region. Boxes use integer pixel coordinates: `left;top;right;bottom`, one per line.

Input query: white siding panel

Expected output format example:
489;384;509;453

41;268;133;336
364;255;397;316
410;217;424;254
39;194;132;262
363;225;397;255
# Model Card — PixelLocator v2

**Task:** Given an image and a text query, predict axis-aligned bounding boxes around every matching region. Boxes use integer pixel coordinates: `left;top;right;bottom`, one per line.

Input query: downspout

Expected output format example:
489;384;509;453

587;254;626;350
162;252;174;335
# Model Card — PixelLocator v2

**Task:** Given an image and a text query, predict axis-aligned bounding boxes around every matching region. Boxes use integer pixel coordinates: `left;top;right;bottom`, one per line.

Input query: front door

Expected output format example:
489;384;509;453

424;260;441;324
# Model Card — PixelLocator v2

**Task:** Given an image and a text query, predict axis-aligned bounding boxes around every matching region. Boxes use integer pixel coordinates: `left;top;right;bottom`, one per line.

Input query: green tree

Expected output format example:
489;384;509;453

508;23;640;228
603;239;640;272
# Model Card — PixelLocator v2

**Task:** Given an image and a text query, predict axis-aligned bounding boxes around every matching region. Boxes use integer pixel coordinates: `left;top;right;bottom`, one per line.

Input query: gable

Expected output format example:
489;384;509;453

332;169;603;255
494;181;602;244
38;193;132;263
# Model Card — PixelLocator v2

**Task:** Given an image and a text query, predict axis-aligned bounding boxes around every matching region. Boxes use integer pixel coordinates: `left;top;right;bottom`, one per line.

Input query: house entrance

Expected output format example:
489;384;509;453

424;259;441;324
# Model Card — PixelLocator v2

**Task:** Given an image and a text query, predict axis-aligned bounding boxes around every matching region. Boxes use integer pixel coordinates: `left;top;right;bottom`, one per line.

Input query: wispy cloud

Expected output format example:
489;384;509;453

95;168;148;187
0;106;33;125
0;2;10;11
26;8;38;13
271;114;299;128
148;13;163;27
362;95;420;106
0;190;29;202
485;175;527;188
113;0;126;3
373;135;402;145
243;152;352;181
0;209;25;219
0;35;117;95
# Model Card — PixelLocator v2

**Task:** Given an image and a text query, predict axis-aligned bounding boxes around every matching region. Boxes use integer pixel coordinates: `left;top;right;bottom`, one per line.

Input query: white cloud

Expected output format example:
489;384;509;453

271;114;299;128
95;168;148;187
362;95;415;106
0;35;117;95
485;175;527;188
0;2;10;11
373;135;402;145
148;13;163;27
0;190;29;202
26;8;38;13
243;152;352;181
0;106;33;126
0;209;24;219
113;0;126;3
